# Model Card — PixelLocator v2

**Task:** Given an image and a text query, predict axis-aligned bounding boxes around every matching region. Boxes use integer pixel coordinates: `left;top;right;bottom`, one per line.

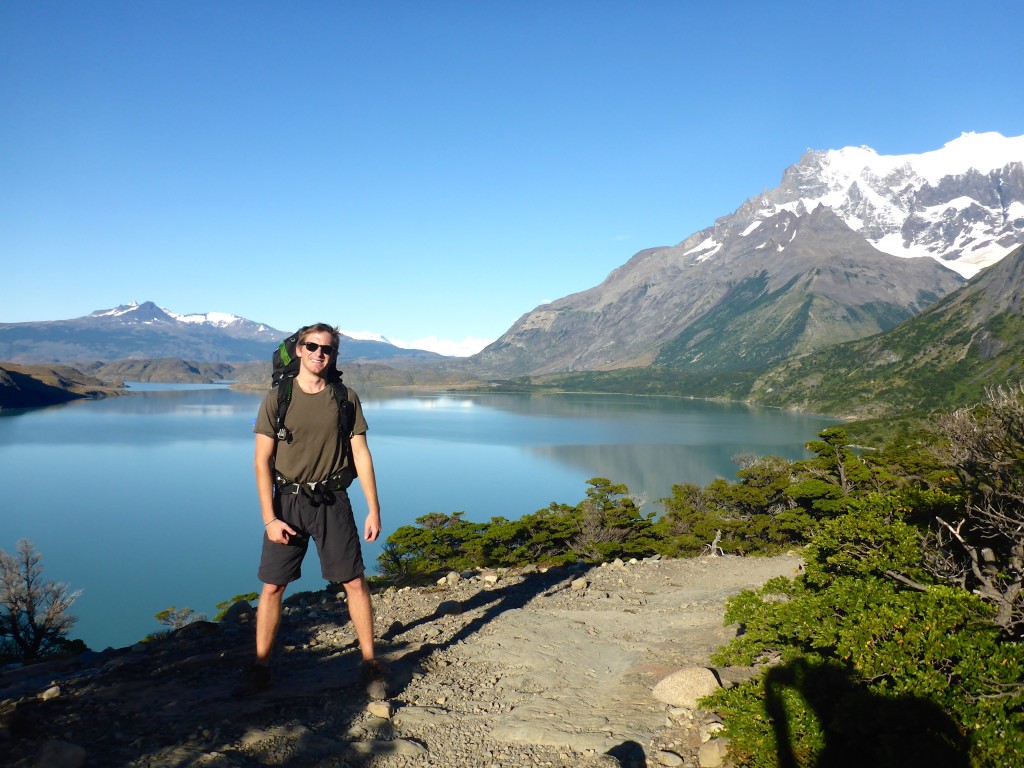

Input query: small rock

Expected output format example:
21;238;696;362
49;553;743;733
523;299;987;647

658;749;685;766
39;685;61;701
367;700;393;719
700;722;726;742
698;737;731;768
571;577;589;591
445;571;461;585
653;667;721;708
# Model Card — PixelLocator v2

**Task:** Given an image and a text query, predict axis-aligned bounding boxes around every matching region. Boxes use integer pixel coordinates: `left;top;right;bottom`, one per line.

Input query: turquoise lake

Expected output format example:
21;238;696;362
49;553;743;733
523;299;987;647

0;384;837;650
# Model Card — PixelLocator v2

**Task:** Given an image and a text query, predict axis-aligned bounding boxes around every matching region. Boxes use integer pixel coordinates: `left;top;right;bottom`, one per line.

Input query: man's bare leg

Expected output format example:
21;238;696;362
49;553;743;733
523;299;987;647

233;582;286;696
342;574;375;661
343;574;388;699
256;582;287;663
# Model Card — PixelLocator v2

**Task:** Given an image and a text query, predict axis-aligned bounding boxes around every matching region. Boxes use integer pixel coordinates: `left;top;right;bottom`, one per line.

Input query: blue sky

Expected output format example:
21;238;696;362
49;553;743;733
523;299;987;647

4;1;1023;355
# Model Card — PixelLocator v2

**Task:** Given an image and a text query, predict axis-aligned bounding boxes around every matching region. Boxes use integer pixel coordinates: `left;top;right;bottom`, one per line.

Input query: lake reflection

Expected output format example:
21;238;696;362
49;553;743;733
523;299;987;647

0;386;836;649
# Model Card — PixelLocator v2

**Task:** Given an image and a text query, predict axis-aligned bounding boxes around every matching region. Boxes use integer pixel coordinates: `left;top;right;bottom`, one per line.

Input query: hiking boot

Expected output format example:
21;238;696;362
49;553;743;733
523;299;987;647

233;663;271;697
360;659;389;701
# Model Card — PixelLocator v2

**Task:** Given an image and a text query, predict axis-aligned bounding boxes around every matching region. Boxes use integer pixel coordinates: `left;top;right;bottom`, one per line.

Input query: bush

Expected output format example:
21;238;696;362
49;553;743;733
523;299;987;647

707;495;1024;767
378;479;656;577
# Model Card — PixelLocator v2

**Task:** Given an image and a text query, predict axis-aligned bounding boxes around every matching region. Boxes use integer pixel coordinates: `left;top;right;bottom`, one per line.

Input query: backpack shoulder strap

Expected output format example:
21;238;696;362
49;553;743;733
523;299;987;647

329;382;358;481
273;375;296;442
329;382;355;437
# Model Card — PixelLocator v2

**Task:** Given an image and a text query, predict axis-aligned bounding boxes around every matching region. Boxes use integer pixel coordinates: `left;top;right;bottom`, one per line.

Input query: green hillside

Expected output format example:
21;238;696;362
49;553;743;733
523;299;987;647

748;245;1024;418
487;245;1024;423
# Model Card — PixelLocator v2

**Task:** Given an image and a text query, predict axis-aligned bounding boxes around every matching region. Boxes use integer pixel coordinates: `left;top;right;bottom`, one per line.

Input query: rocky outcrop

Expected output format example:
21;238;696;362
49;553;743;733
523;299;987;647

0;363;125;410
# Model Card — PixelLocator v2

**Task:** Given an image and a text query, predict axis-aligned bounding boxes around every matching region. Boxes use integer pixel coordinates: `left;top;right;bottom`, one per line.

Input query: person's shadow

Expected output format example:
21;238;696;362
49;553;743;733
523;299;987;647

764;658;970;768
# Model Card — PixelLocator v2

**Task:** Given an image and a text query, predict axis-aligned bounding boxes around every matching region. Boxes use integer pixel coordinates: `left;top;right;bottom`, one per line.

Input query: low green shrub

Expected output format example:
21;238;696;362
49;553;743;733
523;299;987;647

707;495;1024;767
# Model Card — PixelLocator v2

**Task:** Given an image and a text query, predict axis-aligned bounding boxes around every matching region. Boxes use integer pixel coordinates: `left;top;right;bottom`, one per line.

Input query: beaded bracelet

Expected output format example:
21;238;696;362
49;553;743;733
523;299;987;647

265;517;279;527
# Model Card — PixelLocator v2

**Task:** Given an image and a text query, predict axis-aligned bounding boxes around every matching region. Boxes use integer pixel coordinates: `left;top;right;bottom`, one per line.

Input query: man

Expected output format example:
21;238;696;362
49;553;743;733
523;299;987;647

234;323;386;699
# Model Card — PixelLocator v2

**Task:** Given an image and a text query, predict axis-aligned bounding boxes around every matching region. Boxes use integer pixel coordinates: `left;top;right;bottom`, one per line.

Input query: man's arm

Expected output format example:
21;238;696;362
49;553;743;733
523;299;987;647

349;433;381;542
255;432;295;544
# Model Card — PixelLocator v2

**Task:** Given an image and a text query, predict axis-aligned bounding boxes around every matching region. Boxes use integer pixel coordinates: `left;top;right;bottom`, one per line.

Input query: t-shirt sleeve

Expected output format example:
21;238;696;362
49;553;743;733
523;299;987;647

349;388;368;436
253;388;279;437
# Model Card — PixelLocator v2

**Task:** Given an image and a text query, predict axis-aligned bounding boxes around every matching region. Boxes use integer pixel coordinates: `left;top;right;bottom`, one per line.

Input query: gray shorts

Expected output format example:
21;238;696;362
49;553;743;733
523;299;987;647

257;487;365;586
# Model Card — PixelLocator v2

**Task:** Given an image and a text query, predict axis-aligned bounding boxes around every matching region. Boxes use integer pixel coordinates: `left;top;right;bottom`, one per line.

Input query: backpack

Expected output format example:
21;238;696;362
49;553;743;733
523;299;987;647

271;328;357;477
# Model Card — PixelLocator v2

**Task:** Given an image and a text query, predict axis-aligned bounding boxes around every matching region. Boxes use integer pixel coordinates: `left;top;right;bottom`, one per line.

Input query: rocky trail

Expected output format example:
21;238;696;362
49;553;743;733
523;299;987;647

2;554;802;768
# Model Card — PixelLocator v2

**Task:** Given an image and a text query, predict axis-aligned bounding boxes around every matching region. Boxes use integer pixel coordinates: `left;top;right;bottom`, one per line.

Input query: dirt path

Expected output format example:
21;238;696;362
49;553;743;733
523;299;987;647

2;554;802;767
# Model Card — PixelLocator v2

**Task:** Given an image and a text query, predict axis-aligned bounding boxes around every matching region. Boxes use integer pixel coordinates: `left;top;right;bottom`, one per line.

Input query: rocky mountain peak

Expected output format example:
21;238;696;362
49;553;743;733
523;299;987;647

469;134;1016;378
89;301;175;324
748;132;1024;276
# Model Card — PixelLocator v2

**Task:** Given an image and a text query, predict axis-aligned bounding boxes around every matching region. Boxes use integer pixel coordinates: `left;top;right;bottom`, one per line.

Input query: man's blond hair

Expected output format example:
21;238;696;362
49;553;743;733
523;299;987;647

297;323;341;350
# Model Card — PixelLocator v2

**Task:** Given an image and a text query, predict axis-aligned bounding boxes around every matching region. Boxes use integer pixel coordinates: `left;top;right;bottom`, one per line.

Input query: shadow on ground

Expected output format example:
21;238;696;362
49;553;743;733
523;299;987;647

765;658;970;768
3;564;596;767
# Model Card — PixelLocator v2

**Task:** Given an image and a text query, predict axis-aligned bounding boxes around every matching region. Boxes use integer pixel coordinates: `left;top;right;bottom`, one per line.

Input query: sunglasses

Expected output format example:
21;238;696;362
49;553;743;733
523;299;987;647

301;342;335;356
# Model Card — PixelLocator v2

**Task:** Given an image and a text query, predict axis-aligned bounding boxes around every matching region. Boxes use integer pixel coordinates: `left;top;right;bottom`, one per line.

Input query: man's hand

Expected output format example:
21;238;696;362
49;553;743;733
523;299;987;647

364;510;382;542
266;518;298;545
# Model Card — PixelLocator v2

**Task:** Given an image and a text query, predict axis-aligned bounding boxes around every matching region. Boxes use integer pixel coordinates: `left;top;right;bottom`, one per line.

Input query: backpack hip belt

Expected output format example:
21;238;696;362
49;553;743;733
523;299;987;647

275;468;354;496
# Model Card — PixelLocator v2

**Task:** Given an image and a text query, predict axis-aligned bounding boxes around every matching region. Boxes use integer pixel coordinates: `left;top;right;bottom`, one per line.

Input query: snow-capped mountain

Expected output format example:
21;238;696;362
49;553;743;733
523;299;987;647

733;131;1024;277
0;302;445;364
469;133;1022;378
88;301;280;340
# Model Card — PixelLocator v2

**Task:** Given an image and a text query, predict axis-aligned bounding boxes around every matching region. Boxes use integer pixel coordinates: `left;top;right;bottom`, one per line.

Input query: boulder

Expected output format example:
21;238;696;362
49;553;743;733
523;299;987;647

653;667;721;708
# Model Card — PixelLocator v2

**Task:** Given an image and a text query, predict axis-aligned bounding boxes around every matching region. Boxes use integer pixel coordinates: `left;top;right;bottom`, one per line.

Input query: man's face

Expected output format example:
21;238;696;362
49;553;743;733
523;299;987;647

297;330;335;376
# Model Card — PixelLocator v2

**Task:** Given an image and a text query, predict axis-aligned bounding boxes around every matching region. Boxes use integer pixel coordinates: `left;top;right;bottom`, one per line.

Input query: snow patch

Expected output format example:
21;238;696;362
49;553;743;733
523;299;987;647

93;301;141;317
870;232;1012;279
170;310;242;327
684;236;719;256
694;242;722;262
923;196;990;215
683;236;723;263
739;220;762;237
1006;201;1024;221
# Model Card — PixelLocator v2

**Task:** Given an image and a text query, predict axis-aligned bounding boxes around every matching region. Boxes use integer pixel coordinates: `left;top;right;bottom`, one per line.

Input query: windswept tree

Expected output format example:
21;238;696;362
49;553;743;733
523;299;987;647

0;539;82;661
567;478;655;562
154;605;206;631
929;383;1024;637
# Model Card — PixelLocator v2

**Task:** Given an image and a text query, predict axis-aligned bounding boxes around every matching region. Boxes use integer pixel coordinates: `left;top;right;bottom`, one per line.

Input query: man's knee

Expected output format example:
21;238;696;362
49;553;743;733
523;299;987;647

341;574;369;598
261;583;287;602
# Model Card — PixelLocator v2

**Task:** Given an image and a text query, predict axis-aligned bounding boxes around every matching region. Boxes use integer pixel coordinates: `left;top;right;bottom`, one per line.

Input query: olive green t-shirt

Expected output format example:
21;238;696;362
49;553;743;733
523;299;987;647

253;383;368;483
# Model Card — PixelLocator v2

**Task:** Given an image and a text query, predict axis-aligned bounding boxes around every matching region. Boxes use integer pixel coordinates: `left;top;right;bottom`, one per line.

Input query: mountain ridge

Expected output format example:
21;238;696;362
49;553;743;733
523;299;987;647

467;132;1021;379
0;301;447;365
